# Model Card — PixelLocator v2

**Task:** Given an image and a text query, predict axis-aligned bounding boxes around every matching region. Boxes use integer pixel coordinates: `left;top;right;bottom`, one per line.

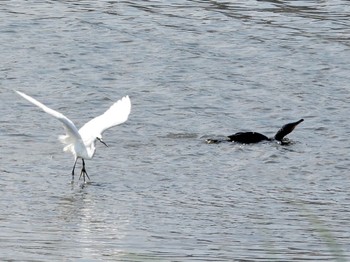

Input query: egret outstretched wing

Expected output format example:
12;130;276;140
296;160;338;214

79;95;131;141
15;91;84;152
16;91;131;182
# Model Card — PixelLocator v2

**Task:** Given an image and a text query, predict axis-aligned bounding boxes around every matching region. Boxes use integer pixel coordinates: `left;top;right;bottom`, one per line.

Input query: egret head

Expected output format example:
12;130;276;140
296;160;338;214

96;136;108;147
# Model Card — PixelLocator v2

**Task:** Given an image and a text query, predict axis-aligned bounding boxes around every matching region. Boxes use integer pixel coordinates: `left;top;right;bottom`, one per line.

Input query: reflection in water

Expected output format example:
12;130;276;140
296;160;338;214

56;186;129;259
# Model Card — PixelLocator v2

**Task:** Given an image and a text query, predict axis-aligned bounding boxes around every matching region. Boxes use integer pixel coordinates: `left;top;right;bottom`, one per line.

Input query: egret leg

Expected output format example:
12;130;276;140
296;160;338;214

79;159;90;182
71;158;78;181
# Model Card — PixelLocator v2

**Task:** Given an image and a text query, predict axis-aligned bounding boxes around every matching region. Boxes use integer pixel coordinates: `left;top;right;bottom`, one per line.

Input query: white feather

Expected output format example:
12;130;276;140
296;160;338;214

79;95;131;143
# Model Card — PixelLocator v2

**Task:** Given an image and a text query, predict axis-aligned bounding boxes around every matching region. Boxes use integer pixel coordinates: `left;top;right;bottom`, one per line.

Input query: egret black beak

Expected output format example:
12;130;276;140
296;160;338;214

97;137;108;147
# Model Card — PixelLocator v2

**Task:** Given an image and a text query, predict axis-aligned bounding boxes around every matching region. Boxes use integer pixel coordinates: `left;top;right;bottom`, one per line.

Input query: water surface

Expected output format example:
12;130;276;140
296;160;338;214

1;1;350;261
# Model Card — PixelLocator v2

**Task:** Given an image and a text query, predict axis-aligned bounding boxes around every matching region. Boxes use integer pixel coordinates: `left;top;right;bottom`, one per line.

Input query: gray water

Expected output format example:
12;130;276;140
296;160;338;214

1;1;350;261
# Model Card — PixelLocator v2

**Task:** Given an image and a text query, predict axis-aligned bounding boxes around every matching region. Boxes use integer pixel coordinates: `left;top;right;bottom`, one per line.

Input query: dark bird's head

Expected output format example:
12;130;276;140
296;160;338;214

274;119;304;142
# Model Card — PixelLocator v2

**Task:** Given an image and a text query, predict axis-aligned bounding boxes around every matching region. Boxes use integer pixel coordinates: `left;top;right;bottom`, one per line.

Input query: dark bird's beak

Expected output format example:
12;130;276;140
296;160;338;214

97;137;108;147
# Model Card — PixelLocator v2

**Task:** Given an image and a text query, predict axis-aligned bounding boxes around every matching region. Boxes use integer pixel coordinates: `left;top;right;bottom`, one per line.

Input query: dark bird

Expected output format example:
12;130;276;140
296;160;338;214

206;119;304;145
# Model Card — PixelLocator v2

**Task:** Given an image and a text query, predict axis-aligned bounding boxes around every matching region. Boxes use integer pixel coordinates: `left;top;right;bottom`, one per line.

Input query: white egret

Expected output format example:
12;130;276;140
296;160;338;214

16;91;131;182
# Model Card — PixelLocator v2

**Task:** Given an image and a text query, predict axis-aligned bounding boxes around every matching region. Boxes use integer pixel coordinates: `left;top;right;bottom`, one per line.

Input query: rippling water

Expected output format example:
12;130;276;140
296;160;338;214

1;1;350;261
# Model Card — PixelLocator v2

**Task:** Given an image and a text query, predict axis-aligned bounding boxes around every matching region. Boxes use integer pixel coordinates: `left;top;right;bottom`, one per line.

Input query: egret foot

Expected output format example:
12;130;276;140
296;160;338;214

79;159;90;182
